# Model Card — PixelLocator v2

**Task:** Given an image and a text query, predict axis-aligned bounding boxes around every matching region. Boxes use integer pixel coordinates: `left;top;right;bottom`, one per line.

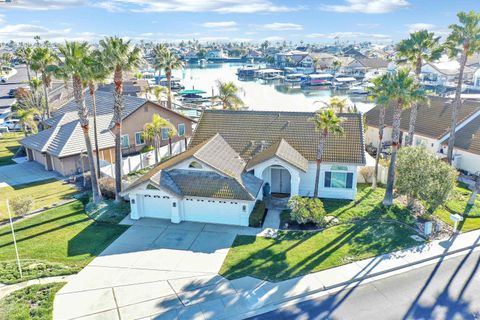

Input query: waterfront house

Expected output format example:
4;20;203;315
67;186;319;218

20;91;195;176
365;96;480;174
342;58;389;79
122;110;366;226
420;57;475;89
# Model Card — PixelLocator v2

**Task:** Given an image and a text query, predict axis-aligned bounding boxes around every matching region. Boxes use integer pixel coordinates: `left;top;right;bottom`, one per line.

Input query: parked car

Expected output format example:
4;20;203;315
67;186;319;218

0;76;6;84
8;88;16;98
3;119;21;131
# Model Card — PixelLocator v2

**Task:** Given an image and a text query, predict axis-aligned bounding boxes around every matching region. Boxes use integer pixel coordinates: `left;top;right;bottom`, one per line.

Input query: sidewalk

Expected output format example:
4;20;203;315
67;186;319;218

0;275;73;300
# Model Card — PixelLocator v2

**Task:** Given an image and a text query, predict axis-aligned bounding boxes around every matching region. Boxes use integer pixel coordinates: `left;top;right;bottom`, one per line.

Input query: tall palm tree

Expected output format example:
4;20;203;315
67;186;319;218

150;85;166;102
309;108;345;198
158;49;184;109
99;36;142;202
215;80;244;110
445;11;480;164
54;41;102;204
381;68;428;205
85;50;110;179
368;74;391;189
142;114;176;164
15;108;38;136
331;59;342;77
15;46;33;82
152;43;168;83
15;78;45;119
397;30;443;146
30;46;56;119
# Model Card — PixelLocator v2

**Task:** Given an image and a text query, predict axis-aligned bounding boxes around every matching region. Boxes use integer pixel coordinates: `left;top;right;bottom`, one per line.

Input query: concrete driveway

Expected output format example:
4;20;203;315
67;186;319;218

0;162;61;187
54;218;259;320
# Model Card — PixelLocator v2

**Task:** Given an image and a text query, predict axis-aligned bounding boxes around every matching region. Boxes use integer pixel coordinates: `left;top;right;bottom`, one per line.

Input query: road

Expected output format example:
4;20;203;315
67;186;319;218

0;65;29;122
250;249;480;320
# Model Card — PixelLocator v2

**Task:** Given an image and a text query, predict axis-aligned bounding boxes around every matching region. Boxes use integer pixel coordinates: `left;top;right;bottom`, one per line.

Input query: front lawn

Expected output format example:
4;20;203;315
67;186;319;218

434;182;480;232
220;221;418;282
0;282;64;320
0;179;78;222
0;201;128;284
0;132;22;166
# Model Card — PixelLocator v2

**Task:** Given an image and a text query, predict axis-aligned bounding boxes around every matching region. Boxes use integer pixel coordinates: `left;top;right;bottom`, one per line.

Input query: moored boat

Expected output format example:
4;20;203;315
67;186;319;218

301;73;334;88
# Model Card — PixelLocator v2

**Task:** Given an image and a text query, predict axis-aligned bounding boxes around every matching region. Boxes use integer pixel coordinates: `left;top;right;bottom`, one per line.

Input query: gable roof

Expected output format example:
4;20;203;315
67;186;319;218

445;114;480;156
349;58;389;69
189;110;365;165
365;96;480;139
246;138;308;172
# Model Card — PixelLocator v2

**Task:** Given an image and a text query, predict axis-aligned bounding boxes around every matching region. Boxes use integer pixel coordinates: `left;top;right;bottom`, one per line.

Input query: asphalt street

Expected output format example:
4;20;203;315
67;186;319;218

250;249;480;320
0;64;28;110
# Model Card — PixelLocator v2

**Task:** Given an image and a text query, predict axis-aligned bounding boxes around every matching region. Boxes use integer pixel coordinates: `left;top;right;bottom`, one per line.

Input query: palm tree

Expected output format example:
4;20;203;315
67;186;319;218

331;59;342;77
30;46;56;119
1;52;14;75
329;96;349;113
381;68;428;205
150;85;166;102
215;80;244;110
53;41;102;204
152;43;168;83
15;46;33;82
158;49;184;109
368;74;391;189
99;36;142;202
142;114;176;164
445;11;480;164
15;78;46;121
397;30;443;146
309;108;345;198
85;50;110;179
15;108;38;136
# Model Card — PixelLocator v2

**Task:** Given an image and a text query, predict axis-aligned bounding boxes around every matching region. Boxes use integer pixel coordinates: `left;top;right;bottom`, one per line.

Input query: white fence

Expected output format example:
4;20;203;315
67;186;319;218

101;140;186;178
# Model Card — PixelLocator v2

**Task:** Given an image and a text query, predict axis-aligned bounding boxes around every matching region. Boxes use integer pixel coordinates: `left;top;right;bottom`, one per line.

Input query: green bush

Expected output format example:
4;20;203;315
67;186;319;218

141;145;154;153
98;177;116;200
288;196;326;226
249;201;267;227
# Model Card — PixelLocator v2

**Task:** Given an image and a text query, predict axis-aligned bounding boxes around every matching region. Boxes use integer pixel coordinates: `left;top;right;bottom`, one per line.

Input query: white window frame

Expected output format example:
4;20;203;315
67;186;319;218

121;134;130;149
178;123;185;137
135;131;145;146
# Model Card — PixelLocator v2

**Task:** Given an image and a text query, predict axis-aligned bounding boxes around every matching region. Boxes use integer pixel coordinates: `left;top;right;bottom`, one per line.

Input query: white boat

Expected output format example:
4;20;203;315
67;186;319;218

301;74;334;88
334;77;358;90
348;83;373;95
284;73;304;84
254;68;284;80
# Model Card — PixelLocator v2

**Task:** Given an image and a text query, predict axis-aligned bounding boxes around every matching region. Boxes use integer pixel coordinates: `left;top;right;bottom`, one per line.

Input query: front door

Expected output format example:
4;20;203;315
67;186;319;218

271;167;291;194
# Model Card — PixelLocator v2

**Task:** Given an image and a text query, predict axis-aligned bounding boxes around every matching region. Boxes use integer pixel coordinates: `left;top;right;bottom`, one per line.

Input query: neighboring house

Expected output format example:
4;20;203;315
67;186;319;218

20;91;195;176
246;49;262;58
275;50;314;73
310;52;336;71
205;49;228;59
421;59;475;88
365;96;480;173
122;110;366;226
342;58;389;79
97;80;150;98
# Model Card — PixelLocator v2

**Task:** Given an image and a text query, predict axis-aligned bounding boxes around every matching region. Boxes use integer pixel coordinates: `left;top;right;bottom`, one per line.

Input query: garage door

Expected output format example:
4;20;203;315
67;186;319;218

183;198;243;225
142;194;172;219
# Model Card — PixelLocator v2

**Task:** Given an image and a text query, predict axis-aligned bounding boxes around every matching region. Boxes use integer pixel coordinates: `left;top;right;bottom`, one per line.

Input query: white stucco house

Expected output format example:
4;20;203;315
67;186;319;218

122;110;366;226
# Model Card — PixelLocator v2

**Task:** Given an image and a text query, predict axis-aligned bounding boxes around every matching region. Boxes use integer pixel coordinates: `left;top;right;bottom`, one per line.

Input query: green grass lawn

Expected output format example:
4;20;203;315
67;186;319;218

0;179;79;222
0;132;22;166
220;221;419;282
0;201;128;284
434;182;480;232
0;282;64;320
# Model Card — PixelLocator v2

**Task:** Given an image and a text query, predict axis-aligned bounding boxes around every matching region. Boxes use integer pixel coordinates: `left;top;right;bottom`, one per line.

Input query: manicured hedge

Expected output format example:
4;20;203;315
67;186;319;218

249;200;268;227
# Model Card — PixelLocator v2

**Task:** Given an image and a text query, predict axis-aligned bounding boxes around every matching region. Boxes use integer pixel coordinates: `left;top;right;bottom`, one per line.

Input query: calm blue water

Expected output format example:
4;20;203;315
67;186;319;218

171;63;374;113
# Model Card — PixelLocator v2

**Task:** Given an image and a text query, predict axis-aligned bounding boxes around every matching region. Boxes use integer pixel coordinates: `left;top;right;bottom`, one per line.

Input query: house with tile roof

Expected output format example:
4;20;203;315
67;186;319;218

121;110;366;226
20;91;195;176
365;96;480;174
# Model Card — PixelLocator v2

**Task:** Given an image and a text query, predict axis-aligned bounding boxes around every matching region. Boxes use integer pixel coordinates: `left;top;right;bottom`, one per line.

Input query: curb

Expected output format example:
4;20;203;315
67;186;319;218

235;239;480;319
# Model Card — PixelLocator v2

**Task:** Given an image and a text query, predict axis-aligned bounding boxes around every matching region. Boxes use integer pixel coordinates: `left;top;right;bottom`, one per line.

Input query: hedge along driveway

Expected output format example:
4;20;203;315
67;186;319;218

0;179;78;222
0;201;128;284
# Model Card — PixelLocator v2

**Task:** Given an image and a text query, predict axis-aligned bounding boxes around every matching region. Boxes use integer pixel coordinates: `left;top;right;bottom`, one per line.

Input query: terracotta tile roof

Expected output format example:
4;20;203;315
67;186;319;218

246;138;308;172
445;115;480;156
365;96;480;139
189;110;365;165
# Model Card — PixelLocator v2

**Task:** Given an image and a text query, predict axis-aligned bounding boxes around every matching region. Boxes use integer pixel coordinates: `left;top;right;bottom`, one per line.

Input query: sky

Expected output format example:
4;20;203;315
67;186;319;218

0;0;479;44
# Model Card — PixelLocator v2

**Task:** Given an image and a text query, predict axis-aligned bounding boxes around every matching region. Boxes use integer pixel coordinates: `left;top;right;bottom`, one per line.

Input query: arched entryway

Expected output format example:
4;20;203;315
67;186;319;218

262;164;292;197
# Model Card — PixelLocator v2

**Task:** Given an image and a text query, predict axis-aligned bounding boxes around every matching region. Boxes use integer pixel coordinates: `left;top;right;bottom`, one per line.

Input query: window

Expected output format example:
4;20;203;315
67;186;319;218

161;128;169;140
135;132;145;145
189;161;203;169
178;123;185;137
324;171;353;189
121;135;129;149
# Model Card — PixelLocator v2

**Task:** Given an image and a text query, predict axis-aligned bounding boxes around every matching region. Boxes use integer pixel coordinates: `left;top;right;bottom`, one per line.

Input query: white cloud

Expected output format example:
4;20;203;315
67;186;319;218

306;32;390;40
0;14;5;24
261;23;303;31
320;0;409;14
96;0;300;13
263;36;284;41
201;21;238;31
1;0;87;10
406;23;436;33
0;24;102;42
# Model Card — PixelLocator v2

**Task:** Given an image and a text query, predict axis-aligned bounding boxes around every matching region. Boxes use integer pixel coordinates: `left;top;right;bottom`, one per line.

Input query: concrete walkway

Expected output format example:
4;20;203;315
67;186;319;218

0;275;73;300
261;209;281;229
52;217;480;320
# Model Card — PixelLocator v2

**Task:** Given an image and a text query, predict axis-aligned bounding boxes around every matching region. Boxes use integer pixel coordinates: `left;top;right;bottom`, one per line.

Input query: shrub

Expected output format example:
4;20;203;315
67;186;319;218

141;145;154;153
9;196;34;217
288;196;326;226
98;177;116;200
359;167;374;183
249;201;267;227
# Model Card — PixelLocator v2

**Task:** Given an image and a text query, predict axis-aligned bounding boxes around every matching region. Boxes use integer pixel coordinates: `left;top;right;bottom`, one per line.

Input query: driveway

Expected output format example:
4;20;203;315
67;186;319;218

54;218;259;320
0;162;61;187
